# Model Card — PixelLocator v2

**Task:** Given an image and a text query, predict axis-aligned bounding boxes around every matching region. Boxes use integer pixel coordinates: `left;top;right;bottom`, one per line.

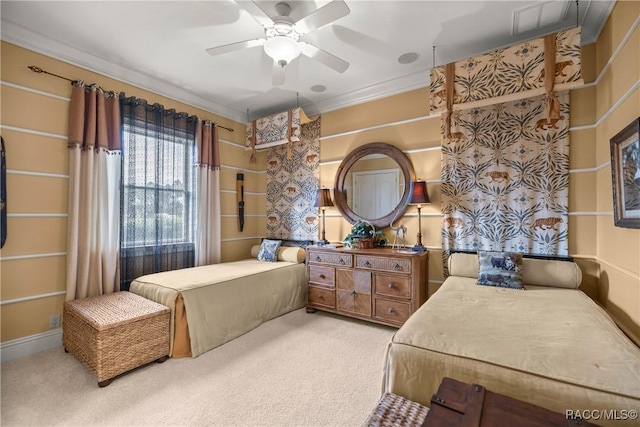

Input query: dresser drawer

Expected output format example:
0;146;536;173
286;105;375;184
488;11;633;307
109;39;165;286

308;251;353;267
308;286;336;309
374;273;411;299
374;298;411;325
355;255;411;274
309;265;335;287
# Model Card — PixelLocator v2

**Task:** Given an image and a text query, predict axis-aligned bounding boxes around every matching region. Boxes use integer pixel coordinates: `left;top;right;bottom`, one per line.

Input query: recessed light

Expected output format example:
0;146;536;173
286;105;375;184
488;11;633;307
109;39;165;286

310;85;326;92
398;52;418;64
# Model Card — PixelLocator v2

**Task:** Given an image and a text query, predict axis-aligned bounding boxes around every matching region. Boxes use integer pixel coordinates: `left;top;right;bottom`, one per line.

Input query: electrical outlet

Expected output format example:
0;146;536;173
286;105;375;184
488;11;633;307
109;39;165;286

49;314;60;329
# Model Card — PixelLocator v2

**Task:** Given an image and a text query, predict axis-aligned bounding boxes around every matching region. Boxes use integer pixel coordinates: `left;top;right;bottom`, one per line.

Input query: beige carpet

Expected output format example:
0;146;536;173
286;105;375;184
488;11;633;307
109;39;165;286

1;308;396;426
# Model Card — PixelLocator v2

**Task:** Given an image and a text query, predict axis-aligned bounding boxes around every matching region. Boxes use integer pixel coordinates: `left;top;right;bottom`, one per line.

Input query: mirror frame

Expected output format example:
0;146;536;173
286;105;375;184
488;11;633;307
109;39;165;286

333;142;415;228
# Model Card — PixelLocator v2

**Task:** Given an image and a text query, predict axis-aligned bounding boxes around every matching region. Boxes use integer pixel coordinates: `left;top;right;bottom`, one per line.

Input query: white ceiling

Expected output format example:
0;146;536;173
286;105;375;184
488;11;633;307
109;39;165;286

1;1;614;123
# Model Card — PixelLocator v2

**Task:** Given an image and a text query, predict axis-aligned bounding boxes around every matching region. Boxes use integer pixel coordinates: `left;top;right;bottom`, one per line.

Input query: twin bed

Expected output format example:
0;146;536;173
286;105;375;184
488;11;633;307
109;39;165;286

382;253;640;425
130;245;307;357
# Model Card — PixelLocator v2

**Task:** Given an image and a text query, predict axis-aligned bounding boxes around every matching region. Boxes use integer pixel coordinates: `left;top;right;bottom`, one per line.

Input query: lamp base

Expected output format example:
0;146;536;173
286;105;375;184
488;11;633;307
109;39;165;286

411;244;427;253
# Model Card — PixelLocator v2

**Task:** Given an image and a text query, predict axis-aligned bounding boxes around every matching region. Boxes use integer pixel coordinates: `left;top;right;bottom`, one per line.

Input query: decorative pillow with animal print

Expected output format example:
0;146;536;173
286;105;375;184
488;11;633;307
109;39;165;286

477;251;523;289
257;239;282;262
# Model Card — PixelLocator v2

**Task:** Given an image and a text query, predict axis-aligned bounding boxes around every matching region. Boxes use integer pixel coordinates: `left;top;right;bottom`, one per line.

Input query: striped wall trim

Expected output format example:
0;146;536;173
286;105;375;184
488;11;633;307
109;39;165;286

405;146;442;154
221;164;267;174
320;114;439;141
569;162;610;174
320;146;442;166
1;291;66;306
568;211;614;216
221;214;263;218
220;189;264;196
570;80;640;131
0;252;67;261
591;15;640;88
0;124;68;140
221;236;263;242
7;213;68;218
6;169;69;179
323;212;443;218
219;138;243;147
1;80;71;101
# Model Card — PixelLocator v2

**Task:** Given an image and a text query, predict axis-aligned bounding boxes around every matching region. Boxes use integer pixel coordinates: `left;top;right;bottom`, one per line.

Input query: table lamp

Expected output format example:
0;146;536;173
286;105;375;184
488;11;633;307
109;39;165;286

410;180;430;252
315;188;334;245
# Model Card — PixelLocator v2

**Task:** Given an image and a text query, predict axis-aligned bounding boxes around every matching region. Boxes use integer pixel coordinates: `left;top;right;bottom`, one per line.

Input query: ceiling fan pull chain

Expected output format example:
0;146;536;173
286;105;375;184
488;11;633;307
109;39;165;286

432;46;436;68
576;0;579;27
296;92;299;109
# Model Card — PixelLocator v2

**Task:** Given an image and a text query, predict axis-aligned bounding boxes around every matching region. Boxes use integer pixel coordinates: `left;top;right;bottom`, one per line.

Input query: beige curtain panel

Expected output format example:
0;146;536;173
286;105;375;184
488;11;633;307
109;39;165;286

195;120;222;266
66;82;122;300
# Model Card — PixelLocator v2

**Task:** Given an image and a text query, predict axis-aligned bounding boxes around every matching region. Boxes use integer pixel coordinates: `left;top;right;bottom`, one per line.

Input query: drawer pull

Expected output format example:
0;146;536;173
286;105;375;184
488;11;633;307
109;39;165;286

394;263;401;271
351;290;356;296
388;307;394;314
339;259;345;265
315;255;321;262
387;283;393;289
364;261;371;268
318;295;324;300
319;274;325;279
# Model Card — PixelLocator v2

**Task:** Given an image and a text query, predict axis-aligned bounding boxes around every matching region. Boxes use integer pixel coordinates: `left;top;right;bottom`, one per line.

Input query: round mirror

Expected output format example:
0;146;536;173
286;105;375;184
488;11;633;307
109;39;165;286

334;143;415;228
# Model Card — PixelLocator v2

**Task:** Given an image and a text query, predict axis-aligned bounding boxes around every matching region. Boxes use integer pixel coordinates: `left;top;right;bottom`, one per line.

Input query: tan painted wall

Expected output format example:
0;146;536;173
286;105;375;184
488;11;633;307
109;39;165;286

592;0;640;342
0;42;264;343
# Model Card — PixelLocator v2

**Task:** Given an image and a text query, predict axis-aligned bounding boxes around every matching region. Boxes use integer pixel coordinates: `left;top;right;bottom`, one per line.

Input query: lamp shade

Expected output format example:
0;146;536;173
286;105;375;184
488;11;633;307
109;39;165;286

410;181;430;204
315;188;334;208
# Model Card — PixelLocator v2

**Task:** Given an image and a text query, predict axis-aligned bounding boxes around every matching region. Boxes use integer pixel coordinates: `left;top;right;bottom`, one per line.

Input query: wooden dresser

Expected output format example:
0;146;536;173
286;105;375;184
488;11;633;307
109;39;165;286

306;246;428;327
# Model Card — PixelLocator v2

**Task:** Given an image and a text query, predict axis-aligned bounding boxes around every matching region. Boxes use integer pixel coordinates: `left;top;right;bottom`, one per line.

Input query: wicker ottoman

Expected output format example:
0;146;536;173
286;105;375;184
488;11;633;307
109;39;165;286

63;291;170;387
363;393;429;427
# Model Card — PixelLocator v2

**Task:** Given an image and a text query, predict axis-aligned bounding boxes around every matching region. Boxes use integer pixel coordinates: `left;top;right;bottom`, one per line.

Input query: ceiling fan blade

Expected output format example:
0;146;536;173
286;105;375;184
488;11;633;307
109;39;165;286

235;1;275;27
300;42;349;73
206;38;265;56
272;63;285;86
294;0;350;34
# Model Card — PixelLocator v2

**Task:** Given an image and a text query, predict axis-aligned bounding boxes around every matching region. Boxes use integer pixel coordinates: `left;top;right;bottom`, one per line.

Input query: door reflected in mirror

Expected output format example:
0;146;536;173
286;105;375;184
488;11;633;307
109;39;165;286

334;142;415;228
344;154;404;220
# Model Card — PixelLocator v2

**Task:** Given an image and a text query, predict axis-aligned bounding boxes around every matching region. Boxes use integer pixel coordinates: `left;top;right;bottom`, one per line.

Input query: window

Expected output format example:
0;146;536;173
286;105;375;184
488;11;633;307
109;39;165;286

119;99;197;289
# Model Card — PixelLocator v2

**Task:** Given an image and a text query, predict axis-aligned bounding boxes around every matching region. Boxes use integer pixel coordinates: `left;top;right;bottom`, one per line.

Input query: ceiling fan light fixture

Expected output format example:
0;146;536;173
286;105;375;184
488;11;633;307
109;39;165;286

264;35;301;68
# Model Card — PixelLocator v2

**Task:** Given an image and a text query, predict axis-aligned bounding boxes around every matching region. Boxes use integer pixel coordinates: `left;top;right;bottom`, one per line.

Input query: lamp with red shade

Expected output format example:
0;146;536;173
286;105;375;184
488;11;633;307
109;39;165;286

410;180;430;252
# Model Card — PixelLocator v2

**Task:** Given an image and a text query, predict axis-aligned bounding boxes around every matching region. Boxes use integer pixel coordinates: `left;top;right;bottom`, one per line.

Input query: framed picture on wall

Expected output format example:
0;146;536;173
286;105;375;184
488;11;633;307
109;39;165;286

610;117;640;228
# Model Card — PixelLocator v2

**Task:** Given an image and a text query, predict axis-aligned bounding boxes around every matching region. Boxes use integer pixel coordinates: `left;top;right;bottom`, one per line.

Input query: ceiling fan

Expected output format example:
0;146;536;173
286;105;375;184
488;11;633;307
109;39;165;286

206;0;350;85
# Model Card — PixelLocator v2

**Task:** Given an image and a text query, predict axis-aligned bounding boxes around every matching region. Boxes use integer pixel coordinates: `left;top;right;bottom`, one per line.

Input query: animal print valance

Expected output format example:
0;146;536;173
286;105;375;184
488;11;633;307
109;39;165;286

246;107;314;162
430;26;582;113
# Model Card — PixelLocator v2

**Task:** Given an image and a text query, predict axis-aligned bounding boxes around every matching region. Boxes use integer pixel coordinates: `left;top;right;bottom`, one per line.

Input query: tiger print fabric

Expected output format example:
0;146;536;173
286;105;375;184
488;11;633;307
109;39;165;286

265;117;321;241
430;26;582;113
441;92;569;256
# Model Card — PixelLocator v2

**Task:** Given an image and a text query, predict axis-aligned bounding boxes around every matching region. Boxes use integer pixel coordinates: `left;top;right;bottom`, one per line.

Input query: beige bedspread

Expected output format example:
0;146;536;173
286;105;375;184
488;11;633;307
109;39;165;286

130;259;307;357
383;278;640;425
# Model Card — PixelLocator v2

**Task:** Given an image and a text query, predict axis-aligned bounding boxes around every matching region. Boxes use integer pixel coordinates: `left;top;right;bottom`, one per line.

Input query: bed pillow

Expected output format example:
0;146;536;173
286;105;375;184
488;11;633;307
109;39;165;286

477;251;523;289
278;247;306;263
257;239;282;262
251;245;306;263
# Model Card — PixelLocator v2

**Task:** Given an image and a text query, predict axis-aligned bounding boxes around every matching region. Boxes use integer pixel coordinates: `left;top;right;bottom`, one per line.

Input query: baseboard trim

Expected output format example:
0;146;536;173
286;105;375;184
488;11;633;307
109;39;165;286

1;329;62;363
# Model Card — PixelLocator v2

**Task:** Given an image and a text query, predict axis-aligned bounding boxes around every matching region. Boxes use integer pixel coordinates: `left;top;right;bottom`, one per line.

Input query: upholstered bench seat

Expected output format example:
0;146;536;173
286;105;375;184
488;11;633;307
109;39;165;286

63;291;170;387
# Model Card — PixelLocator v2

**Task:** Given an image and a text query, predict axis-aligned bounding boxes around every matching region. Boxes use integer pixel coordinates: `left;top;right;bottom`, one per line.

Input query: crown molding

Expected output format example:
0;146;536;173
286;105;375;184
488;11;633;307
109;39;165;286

1;19;248;123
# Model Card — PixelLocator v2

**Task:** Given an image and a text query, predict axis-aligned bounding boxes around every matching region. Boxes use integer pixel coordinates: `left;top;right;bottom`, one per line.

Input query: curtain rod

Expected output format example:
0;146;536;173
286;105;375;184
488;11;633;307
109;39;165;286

27;65;234;132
